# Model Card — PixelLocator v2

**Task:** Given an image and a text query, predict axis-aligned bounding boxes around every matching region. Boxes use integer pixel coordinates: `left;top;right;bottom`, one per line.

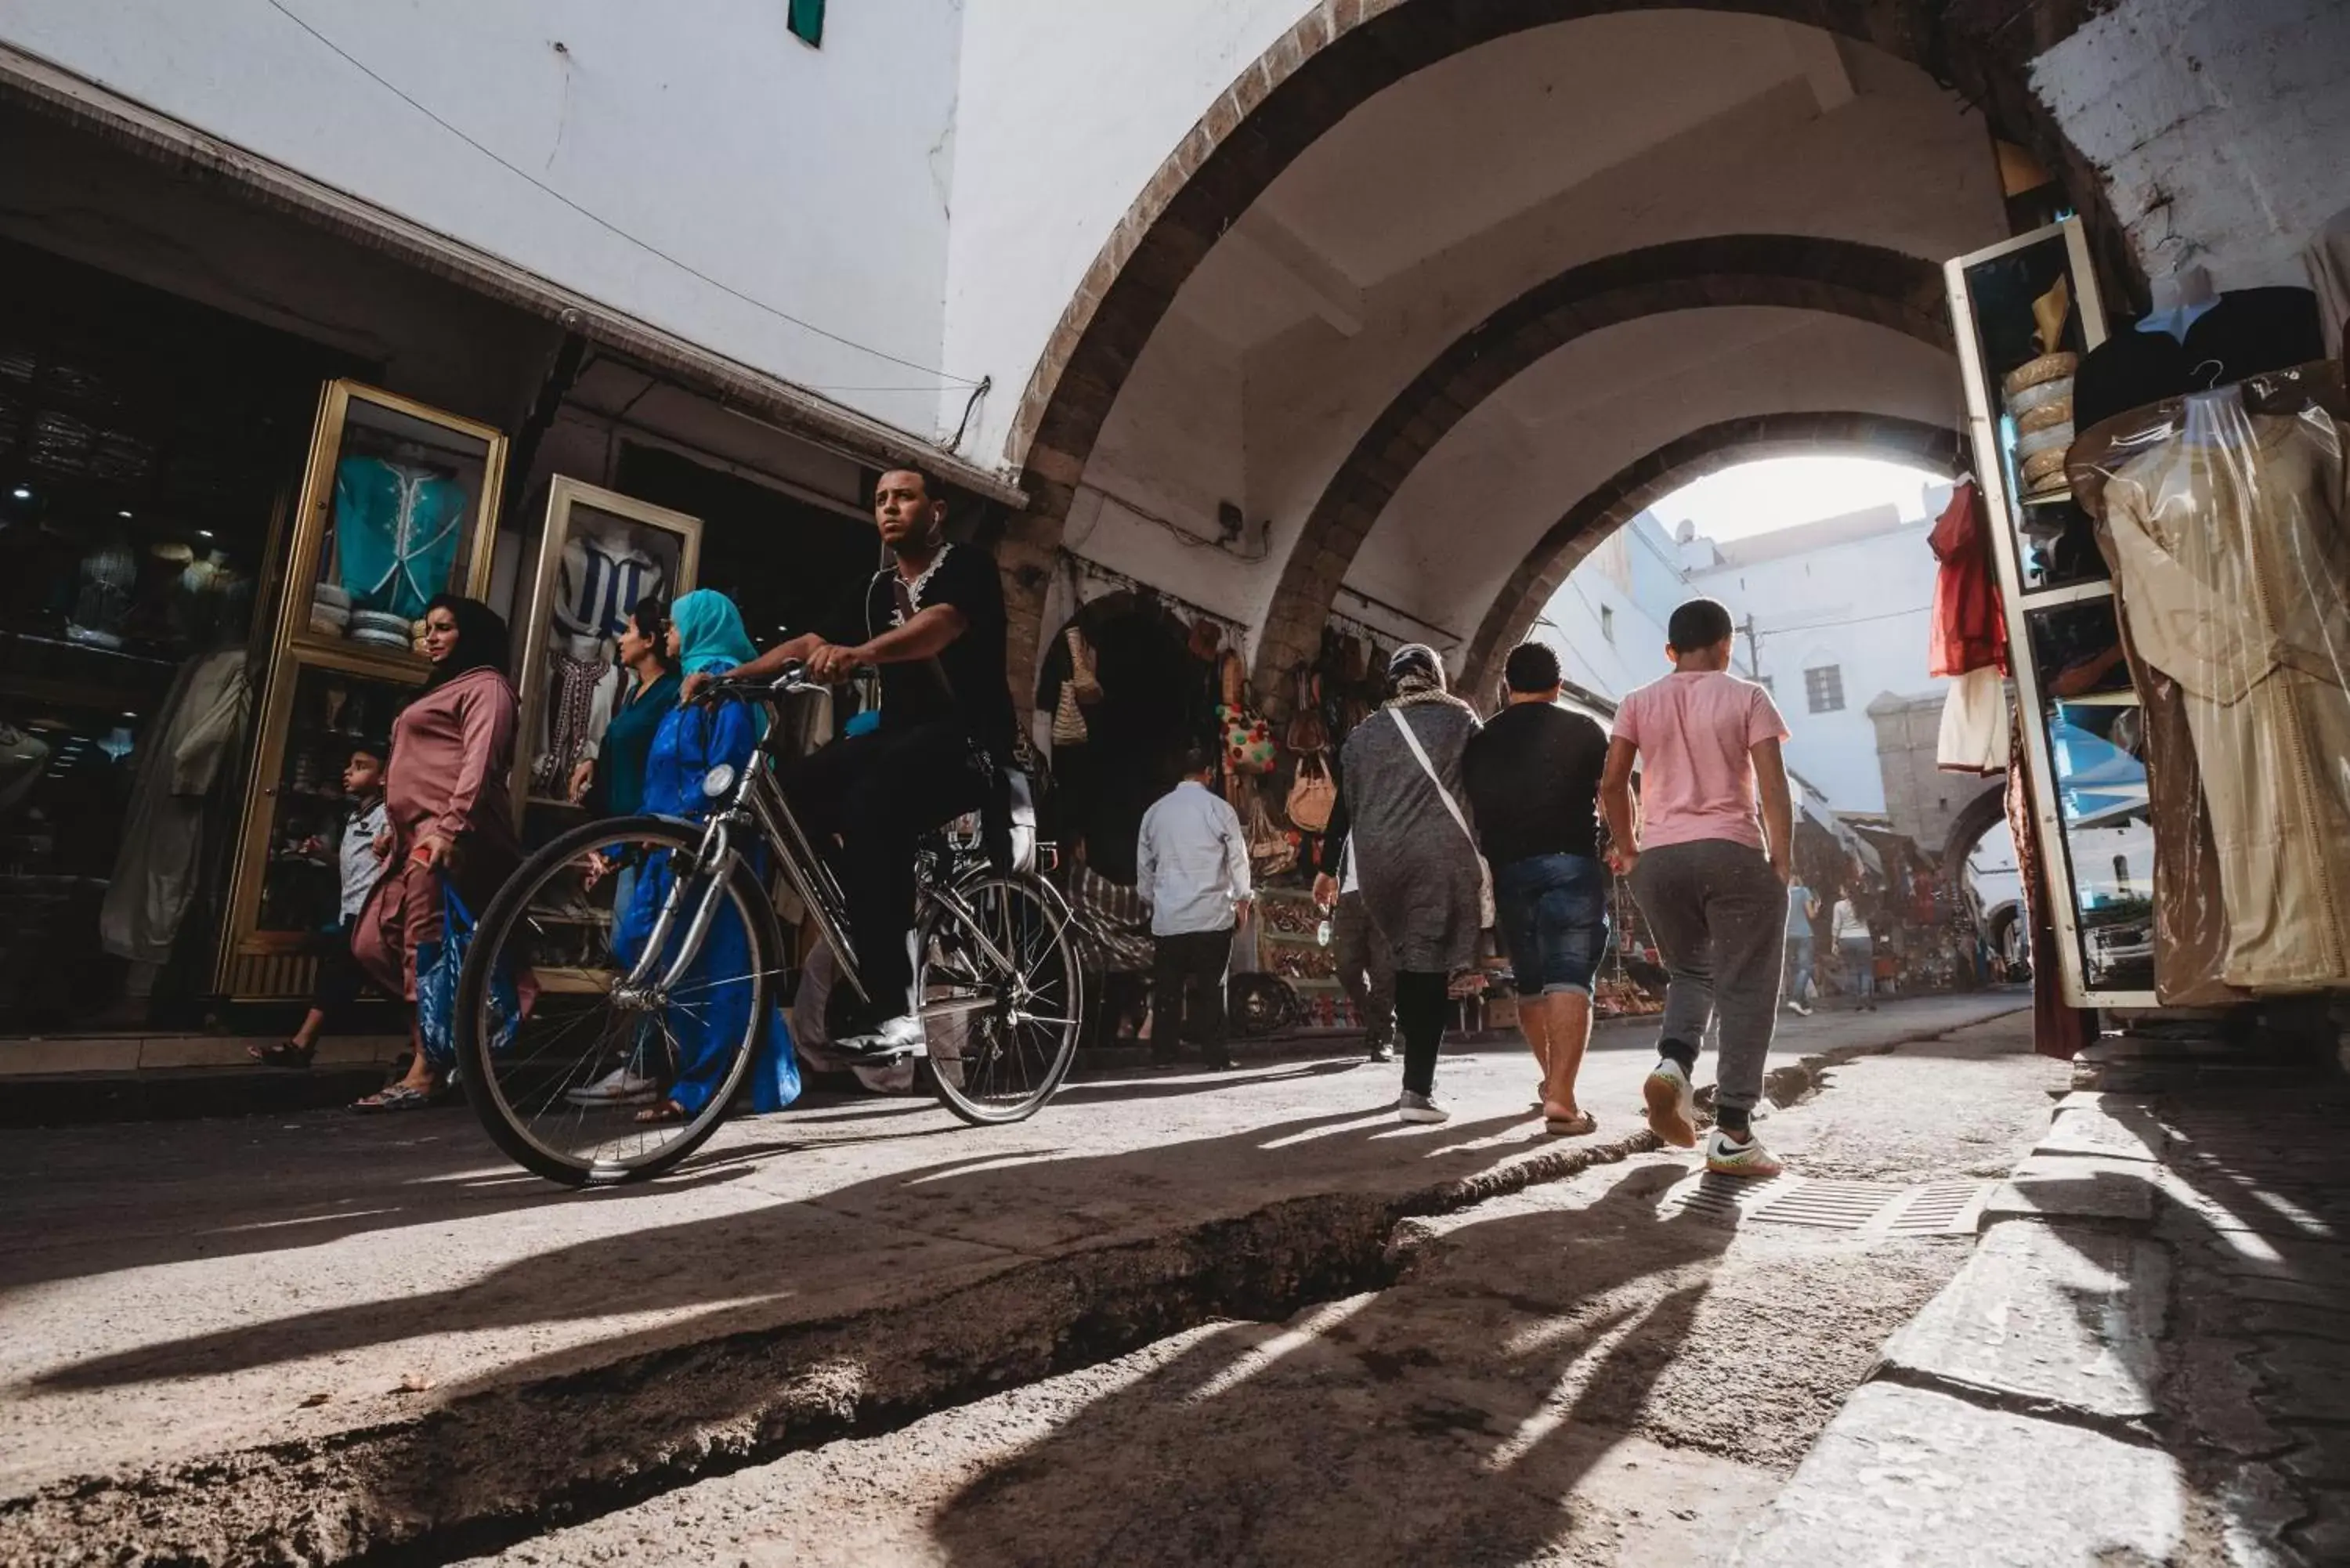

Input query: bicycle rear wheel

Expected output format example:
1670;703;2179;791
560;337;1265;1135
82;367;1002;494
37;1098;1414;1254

918;870;1083;1125
456;815;781;1187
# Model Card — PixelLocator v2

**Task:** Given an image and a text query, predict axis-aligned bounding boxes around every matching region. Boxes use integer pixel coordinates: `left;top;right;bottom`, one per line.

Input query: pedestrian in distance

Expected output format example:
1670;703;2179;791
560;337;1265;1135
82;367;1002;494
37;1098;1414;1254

251;738;391;1069
1312;751;1398;1064
1600;597;1795;1177
1136;740;1251;1071
1784;873;1820;1016
1832;893;1878;1010
1462;641;1610;1136
1315;643;1484;1125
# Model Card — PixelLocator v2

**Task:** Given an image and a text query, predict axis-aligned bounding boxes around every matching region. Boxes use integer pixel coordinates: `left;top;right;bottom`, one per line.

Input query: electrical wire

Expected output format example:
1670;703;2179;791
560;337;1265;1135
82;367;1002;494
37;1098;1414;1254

262;0;984;388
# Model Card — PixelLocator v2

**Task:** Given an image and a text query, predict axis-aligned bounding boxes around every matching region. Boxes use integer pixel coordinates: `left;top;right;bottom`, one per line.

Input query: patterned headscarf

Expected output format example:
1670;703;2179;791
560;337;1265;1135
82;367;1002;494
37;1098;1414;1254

668;589;760;676
1385;642;1462;709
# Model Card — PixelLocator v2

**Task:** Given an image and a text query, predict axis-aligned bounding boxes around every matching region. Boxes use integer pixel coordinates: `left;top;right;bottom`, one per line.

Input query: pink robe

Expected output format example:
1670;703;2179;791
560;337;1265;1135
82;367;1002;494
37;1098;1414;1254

355;666;521;999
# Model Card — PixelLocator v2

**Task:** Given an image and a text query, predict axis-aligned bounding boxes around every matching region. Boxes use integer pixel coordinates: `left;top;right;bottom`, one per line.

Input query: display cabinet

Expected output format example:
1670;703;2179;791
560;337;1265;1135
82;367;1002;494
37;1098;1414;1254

510;477;700;825
215;381;506;999
1946;218;2152;1006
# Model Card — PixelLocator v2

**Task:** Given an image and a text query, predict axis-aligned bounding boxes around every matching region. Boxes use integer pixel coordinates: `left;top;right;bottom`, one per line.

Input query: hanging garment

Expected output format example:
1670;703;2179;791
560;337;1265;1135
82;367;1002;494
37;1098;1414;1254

553;521;667;642
99;647;250;963
1936;667;2012;775
532;634;623;797
1928;481;2006;678
334;457;468;620
2101;403;2350;989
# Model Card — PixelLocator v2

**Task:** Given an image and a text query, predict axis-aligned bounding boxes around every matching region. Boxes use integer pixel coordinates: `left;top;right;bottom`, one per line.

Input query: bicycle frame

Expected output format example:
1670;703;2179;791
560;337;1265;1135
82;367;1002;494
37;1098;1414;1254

613;684;1068;1023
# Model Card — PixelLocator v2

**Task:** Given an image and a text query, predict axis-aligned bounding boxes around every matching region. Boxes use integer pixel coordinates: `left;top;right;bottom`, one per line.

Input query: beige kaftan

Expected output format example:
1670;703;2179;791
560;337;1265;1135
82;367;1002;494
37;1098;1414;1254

2102;408;2350;989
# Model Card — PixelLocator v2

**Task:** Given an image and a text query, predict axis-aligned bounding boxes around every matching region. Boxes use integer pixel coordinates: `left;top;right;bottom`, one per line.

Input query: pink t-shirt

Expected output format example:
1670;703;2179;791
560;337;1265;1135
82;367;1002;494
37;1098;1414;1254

1611;670;1790;850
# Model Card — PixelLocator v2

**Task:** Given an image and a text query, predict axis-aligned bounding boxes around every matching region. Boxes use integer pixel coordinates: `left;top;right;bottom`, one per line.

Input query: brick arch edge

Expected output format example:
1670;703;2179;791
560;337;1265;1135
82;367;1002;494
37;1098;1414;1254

1460;411;1963;701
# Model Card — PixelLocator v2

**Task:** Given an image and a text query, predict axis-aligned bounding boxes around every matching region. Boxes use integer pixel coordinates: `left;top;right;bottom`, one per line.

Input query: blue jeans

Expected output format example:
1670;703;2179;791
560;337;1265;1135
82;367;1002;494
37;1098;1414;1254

1784;934;1816;1003
1839;937;1876;999
1493;853;1611;997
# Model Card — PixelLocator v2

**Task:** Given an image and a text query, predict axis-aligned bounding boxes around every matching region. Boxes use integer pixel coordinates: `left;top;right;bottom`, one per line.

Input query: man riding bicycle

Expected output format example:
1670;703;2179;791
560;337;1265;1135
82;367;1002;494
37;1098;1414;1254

694;467;1017;1054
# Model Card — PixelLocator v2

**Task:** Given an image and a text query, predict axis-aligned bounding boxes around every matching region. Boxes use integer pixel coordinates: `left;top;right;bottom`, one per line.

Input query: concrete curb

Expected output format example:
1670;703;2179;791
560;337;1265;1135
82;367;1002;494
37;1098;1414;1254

1727;1084;2214;1566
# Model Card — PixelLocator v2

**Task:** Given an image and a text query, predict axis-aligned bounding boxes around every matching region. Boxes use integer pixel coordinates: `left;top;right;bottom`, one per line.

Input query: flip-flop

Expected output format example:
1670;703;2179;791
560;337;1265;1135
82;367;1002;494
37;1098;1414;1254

352;1083;431;1113
250;1039;315;1069
632;1100;688;1125
1544;1111;1598;1136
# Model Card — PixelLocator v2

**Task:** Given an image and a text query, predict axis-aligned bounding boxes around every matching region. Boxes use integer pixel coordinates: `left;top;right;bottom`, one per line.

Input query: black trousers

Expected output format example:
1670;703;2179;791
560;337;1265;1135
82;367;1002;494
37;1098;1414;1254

1150;928;1233;1059
783;721;990;1020
309;917;364;1022
1393;970;1452;1097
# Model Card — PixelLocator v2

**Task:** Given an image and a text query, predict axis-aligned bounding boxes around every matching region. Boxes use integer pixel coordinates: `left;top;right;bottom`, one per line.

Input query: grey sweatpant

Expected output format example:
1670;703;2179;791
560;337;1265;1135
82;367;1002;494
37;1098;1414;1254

1331;889;1396;1047
1629;839;1788;1116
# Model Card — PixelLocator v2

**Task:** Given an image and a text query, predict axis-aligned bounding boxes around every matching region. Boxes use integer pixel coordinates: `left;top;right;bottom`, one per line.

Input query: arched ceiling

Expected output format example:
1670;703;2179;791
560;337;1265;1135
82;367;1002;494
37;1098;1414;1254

1047;9;2006;701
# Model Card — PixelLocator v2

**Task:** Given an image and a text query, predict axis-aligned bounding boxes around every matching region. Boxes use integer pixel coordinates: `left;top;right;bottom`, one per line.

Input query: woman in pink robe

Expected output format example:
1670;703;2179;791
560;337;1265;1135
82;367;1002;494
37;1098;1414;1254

352;594;521;1111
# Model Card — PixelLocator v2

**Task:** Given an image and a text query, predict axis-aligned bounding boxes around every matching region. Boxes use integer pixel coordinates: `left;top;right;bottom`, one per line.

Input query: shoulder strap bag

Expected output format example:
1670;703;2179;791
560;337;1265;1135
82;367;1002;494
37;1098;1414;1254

1387;707;1495;930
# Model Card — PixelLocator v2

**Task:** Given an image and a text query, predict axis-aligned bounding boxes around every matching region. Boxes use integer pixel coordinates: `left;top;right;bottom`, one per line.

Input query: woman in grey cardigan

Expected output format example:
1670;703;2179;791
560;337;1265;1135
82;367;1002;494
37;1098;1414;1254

1315;644;1484;1123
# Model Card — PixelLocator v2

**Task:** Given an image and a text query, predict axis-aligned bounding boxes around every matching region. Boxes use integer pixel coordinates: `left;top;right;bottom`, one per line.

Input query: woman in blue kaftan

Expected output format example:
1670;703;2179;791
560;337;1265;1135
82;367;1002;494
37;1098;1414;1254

616;590;797;1122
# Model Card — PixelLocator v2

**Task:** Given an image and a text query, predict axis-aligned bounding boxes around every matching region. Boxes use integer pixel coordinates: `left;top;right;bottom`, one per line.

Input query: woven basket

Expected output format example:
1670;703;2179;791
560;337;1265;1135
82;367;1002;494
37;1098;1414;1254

2003;352;2078;399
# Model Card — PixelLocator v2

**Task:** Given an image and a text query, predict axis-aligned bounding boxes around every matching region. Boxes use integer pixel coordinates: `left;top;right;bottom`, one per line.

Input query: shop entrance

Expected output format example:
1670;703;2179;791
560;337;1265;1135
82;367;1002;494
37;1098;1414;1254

0;239;351;1031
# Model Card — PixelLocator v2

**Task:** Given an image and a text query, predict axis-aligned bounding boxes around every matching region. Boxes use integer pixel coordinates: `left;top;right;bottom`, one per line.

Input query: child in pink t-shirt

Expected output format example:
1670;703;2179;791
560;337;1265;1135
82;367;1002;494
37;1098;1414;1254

1600;598;1795;1178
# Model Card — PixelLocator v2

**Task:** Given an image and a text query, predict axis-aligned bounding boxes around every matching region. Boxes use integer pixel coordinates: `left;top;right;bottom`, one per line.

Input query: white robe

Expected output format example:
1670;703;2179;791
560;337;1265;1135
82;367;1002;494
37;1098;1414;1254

99;647;251;964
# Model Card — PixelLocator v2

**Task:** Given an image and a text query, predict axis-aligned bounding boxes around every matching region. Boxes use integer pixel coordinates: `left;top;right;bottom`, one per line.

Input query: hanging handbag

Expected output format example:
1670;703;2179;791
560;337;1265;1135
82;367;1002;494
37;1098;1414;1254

1218;649;1277;775
1052;680;1089;746
1065;626;1103;704
1285;663;1330;755
1244;790;1298;878
1285;750;1336;833
1387;707;1496;930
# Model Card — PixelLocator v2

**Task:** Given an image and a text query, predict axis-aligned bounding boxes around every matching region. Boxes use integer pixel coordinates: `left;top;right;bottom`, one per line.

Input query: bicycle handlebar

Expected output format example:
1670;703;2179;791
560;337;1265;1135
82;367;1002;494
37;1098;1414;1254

690;661;830;707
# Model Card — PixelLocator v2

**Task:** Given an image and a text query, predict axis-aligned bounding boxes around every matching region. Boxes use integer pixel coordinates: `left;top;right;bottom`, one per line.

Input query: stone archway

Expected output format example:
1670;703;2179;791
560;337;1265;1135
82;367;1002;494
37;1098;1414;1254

1462;410;1961;695
1942;775;2012;891
1252;234;1951;699
995;0;2135;707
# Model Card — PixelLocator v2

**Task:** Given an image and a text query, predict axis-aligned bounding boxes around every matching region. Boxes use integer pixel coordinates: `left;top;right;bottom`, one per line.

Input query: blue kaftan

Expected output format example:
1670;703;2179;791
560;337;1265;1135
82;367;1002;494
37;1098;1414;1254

614;699;798;1115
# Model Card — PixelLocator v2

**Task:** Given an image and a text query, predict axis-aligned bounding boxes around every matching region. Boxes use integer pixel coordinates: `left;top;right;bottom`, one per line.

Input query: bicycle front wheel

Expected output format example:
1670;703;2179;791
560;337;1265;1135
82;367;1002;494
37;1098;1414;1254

456;814;782;1187
918;870;1083;1125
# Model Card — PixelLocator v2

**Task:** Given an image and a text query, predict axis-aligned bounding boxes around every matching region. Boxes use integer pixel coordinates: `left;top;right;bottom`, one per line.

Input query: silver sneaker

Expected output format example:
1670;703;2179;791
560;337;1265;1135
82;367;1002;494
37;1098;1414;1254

1397;1091;1450;1125
838;1012;927;1056
564;1064;657;1105
1366;1039;1395;1064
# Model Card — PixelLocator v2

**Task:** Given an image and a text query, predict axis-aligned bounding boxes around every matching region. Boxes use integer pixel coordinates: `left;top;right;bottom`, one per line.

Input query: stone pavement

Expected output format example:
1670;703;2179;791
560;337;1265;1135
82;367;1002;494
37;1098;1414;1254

1732;1075;2350;1566
0;993;2019;1563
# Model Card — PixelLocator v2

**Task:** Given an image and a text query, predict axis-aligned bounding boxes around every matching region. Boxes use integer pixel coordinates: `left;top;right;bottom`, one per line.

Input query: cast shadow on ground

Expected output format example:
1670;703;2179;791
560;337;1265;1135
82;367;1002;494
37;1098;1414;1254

923;1165;1734;1568
27;1105;1544;1395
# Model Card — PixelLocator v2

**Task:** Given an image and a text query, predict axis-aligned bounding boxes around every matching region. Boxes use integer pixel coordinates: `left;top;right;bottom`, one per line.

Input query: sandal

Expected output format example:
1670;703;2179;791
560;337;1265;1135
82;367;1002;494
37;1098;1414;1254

1544;1110;1598;1136
352;1083;432;1113
250;1039;316;1069
632;1099;688;1125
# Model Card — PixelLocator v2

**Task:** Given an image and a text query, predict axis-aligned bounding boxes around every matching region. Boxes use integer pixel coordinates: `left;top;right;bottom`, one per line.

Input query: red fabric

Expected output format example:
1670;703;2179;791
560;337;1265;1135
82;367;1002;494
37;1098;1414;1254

1928;482;2006;677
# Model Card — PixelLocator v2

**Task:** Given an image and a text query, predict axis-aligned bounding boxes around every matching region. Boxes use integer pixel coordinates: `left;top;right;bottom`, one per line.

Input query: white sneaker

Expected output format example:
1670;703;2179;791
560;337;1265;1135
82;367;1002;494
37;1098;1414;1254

565;1064;656;1105
1397;1091;1451;1125
841;1012;927;1055
1786;999;1813;1017
1643;1057;1698;1148
1705;1128;1784;1178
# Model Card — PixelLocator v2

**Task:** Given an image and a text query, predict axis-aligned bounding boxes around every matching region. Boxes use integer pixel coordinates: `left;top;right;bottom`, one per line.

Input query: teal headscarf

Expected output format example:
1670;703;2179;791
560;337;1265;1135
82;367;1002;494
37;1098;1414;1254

668;589;760;676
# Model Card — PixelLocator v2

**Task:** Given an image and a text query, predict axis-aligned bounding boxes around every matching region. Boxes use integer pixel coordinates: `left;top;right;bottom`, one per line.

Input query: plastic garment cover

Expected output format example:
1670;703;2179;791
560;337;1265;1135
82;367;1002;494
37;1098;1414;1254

2072;363;2350;996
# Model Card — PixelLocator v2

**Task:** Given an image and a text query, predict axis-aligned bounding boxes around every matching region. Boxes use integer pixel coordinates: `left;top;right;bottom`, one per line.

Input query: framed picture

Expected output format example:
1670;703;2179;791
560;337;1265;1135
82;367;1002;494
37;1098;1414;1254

512;477;702;815
283;379;506;667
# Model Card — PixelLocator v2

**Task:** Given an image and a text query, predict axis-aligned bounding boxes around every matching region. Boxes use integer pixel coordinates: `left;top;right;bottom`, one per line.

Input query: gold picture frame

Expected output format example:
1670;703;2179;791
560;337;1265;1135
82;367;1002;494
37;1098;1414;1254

510;477;703;821
217;379;508;999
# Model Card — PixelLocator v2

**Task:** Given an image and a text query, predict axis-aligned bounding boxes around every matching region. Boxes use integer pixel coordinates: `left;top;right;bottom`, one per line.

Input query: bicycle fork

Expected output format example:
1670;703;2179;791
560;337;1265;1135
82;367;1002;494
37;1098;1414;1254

613;816;741;1007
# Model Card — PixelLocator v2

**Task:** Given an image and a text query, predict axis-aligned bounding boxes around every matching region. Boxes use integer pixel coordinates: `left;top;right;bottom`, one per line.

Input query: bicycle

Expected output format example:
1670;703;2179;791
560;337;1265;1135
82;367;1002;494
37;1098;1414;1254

454;664;1084;1187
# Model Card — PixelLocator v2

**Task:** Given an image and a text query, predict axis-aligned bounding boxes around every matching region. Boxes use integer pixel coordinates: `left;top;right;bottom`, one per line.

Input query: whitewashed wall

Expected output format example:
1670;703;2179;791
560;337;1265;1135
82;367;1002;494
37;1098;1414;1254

1685;517;1943;813
0;0;967;439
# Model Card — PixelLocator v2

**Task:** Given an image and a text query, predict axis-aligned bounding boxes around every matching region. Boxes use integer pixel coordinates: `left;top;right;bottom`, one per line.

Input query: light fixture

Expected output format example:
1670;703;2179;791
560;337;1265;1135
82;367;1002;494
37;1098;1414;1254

119;711;137;720
9;486;29;501
197;529;214;539
118;509;133;520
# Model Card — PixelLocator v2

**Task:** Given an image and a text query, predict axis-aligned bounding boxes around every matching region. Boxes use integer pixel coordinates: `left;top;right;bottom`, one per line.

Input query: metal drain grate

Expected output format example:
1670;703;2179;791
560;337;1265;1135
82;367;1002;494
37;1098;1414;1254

1661;1174;1992;1236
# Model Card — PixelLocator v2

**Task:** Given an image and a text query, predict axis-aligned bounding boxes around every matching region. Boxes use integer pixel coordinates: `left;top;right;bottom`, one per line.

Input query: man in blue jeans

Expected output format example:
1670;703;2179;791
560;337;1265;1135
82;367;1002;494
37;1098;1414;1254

1463;642;1611;1135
